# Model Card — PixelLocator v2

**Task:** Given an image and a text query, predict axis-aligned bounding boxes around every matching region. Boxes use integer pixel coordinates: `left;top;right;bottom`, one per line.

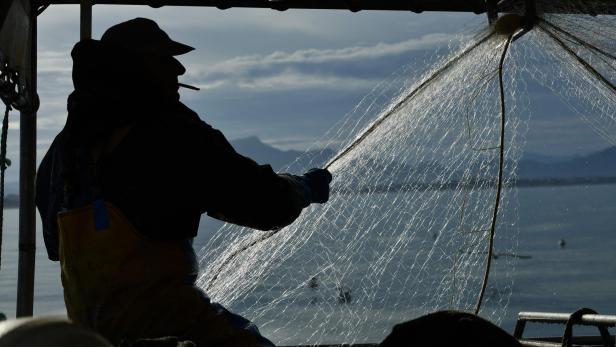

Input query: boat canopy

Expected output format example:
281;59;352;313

38;0;488;13
35;0;616;15
2;0;616;319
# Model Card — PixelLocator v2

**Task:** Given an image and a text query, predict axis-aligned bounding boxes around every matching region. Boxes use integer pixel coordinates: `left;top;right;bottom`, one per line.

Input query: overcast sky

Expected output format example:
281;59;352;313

3;5;612;187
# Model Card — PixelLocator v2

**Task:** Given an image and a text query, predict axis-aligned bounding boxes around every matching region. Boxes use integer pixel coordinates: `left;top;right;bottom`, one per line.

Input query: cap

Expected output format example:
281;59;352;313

100;17;194;56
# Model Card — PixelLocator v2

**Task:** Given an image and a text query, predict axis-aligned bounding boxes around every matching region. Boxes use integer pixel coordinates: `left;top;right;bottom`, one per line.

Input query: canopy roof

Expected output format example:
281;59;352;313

35;0;616;15
39;0;487;12
1;0;615;322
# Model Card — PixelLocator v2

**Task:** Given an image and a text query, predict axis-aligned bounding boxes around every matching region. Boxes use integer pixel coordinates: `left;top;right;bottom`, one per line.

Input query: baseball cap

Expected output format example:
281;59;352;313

100;17;194;56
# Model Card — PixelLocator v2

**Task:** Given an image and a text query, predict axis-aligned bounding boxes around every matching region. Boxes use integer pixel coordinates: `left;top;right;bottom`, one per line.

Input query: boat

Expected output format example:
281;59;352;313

1;0;615;346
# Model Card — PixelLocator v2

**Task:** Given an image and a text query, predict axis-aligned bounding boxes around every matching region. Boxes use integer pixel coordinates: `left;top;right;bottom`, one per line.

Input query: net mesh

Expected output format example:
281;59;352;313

524;13;616;145
197;3;616;345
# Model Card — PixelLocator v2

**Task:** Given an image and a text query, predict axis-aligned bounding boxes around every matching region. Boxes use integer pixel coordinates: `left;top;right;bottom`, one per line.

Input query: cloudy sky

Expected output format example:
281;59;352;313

3;5;612;186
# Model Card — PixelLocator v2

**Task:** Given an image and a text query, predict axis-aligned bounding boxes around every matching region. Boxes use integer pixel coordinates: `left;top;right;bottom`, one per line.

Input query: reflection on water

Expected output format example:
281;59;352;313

0;184;614;339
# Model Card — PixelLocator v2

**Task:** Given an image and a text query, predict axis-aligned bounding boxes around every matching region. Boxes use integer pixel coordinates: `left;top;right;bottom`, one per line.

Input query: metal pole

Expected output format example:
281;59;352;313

486;0;498;23
80;0;92;40
49;0;489;13
16;0;37;317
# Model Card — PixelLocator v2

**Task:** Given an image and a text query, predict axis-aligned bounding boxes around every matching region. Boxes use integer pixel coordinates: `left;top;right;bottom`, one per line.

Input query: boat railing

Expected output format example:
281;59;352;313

515;309;616;347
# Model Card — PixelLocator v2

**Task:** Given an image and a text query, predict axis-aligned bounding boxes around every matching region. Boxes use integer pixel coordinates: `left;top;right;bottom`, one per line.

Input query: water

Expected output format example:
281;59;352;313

194;32;530;345
505;184;616;337
0;184;614;341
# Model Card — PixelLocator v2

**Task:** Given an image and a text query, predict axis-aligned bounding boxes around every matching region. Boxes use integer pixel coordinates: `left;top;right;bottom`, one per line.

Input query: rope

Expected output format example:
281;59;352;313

538;22;616;96
205;227;280;290
475;18;616;314
539;18;616;63
324;31;495;170
206;32;495;291
475;33;514;315
0;103;11;271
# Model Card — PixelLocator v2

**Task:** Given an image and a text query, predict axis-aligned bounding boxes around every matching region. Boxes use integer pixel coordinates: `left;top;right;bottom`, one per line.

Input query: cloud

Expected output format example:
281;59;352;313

235;69;375;91
33;49;73;132
186;33;453;93
212;33;450;71
91;6;327;36
39;50;72;73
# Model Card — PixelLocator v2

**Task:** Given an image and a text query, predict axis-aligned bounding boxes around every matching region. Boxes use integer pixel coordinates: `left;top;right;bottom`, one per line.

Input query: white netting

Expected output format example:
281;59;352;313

197;4;616;345
522;13;616;145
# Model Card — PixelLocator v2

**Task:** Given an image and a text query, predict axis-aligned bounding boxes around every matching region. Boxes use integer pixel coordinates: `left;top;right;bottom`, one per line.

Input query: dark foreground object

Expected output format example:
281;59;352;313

514;308;616;347
379;311;521;347
38;0;616;15
120;337;195;347
281;310;519;347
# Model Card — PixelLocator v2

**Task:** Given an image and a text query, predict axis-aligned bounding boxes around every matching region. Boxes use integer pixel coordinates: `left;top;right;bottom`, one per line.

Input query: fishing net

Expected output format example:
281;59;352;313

523;13;616;145
197;2;616;345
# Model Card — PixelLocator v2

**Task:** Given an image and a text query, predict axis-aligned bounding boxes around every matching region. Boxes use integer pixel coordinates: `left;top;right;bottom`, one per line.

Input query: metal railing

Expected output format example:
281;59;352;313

514;309;616;347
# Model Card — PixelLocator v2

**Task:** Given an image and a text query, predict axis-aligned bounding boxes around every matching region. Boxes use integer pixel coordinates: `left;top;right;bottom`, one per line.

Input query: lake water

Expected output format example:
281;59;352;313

0;184;614;342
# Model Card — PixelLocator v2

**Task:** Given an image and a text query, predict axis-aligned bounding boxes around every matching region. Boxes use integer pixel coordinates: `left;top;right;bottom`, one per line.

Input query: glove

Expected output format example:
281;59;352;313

302;168;332;204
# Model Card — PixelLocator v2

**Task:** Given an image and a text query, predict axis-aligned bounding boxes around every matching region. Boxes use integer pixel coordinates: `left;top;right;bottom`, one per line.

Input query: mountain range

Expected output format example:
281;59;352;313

517;146;616;179
3;137;614;206
230;137;616;180
231;136;334;173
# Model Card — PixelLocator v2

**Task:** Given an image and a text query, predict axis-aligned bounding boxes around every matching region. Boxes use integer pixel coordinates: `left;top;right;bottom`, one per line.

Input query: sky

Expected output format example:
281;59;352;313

2;4;613;187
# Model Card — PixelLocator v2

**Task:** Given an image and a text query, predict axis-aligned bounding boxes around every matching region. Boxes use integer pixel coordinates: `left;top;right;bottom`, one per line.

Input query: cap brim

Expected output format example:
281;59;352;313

169;40;194;56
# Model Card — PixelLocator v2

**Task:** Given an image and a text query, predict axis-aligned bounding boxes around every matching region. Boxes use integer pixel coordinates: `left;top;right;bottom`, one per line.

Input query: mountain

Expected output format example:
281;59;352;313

230;136;334;172
518;147;616;179
1;140;612;205
522;152;579;164
4;194;18;208
229;137;616;181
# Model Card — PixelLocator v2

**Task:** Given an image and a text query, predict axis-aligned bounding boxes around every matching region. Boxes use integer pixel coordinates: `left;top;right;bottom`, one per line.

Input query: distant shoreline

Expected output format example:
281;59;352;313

333;176;616;194
3;177;615;204
3;194;18;209
512;176;616;188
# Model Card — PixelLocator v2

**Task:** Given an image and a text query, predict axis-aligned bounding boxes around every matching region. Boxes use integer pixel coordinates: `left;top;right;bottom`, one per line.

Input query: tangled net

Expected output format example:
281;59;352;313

197;2;616;345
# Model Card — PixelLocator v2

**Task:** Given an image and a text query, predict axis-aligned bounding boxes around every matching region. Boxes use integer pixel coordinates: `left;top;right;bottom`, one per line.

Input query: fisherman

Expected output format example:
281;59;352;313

35;18;332;347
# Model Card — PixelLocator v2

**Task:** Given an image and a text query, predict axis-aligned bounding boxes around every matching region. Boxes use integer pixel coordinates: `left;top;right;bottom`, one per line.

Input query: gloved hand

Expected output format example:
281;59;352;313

302;168;332;204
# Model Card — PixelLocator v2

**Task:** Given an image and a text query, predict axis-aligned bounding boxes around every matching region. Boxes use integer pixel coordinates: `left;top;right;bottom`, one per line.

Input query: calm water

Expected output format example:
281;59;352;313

0;184;614;341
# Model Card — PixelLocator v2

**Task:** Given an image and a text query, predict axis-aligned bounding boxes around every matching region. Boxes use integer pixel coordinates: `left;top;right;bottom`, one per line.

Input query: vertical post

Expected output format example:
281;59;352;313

16;0;37;317
486;0;498;24
80;0;92;40
524;0;536;30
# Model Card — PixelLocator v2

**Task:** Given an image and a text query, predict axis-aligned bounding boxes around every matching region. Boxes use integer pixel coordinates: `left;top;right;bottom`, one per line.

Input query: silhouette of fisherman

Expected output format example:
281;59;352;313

36;18;332;347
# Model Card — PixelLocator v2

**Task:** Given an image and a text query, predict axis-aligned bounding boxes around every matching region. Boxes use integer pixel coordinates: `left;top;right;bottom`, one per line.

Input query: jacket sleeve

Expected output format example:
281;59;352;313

193;123;311;231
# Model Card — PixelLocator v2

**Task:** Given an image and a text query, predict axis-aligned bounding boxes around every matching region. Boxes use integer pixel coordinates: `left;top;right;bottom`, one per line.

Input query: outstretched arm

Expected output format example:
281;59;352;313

197;125;330;230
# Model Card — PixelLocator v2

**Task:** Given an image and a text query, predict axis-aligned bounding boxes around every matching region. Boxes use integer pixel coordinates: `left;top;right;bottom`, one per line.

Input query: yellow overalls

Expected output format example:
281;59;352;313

58;200;269;347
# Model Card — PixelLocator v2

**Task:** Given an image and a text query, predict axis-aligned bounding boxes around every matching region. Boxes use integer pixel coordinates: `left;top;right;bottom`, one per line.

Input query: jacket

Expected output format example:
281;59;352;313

36;39;310;261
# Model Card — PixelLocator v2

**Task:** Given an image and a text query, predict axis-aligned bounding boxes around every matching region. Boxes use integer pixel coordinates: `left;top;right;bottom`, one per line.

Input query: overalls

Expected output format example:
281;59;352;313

56;132;275;346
